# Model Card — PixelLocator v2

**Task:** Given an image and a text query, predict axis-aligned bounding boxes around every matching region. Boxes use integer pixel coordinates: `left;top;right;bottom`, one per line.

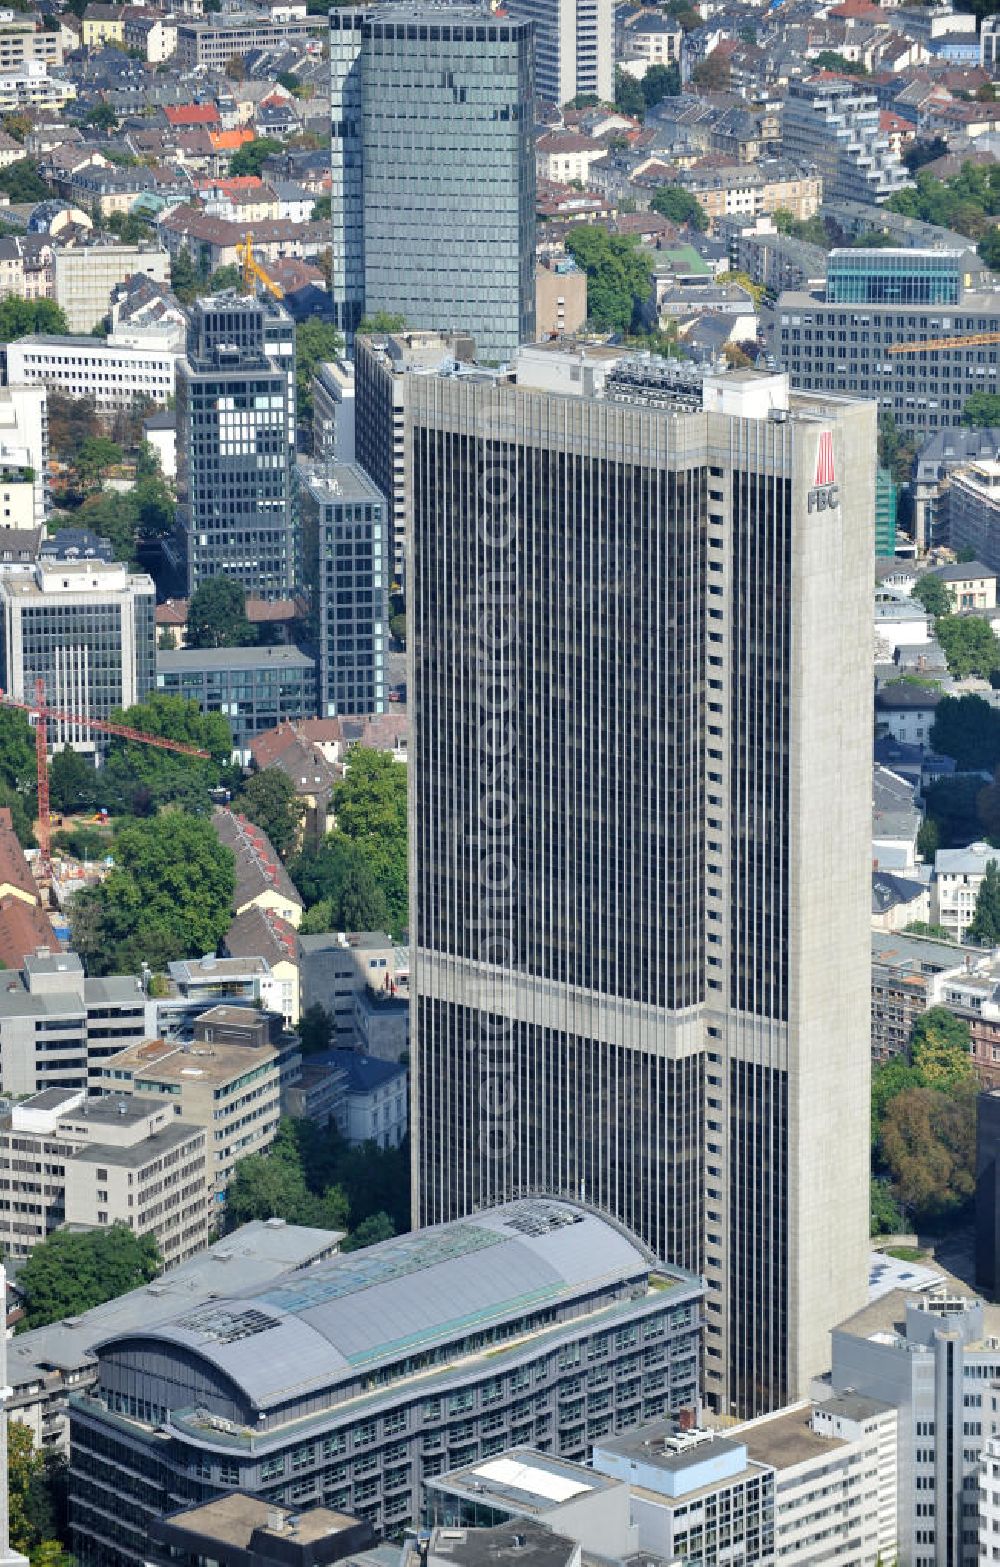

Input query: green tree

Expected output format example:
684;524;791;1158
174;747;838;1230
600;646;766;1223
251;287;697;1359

565;224;652;333
237;769;304;860
963;390;1000;426
341;1211;395;1251
935;614;1000;679
912;572;953;617
224;52;245;80
871;1054;921;1147
0;158;48;202
330;748;407;934
650;184;708;230
71;812;235;973
311;194;331;221
910;1006;974;1088
980;226;1000;270
208;263;242;293
17;1224;161;1330
916;820;941;862
389;612;406;643
690;50;731;91
49;747;99;814
930;693;1000;769
295;318;344;424
298;1001;333;1054
923;774;983;847
98;693;233;816
612;68;646;118
85;101;118;130
1;112;31;142
641;63;680;107
358;311;406;333
0;703;38;807
76;434;122;492
170;245;203;304
969;858;1000;945
8;1422;69;1563
0;297;67;343
229;137;283;178
871;1176;904;1236
812;48;867;75
879;1081;977;1224
903;919;950;940
187;575;255;649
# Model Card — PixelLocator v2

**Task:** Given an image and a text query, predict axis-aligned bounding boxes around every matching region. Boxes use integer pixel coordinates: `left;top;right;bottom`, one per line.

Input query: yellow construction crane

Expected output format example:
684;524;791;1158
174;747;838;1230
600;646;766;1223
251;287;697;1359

888;331;1000;355
237;232;283;301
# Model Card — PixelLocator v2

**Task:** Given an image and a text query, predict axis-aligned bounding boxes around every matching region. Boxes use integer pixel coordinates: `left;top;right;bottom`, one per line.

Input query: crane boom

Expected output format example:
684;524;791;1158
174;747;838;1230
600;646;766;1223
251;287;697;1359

237;231;283;301
888;331;1000;355
0;679;211;876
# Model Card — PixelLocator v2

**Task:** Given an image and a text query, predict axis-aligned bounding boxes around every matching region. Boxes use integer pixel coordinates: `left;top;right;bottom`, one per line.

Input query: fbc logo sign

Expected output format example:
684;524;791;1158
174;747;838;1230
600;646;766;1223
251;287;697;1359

807;431;839;514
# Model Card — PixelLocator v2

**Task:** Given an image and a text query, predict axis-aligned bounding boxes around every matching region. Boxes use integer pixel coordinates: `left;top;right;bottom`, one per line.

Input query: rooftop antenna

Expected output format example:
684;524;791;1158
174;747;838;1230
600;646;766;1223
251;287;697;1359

0;1265;29;1567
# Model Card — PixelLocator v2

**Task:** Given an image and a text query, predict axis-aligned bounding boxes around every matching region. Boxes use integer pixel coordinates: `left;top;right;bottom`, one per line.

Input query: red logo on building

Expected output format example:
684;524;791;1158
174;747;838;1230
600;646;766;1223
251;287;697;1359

814;431;835;487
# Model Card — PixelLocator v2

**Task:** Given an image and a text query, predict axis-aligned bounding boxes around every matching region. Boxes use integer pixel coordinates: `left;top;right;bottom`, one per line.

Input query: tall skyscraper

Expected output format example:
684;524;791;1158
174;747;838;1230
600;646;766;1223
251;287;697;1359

329;4;536;361
503;0;614;105
378;337;874;1418
175;293;296;600
300;459;390;716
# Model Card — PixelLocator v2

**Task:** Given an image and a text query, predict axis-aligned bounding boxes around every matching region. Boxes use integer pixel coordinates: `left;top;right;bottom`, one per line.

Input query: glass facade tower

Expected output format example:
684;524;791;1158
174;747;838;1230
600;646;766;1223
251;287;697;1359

826;248;963;306
330;4;536;362
374;339;876;1420
175;293;297;600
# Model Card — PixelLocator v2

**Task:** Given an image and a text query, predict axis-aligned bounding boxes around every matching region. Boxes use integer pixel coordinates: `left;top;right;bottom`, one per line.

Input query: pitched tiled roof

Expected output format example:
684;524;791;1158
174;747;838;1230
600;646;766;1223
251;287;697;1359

212;807;303;915
0;814;38;904
222;904;299;968
164;104;222;128
0;897;59;971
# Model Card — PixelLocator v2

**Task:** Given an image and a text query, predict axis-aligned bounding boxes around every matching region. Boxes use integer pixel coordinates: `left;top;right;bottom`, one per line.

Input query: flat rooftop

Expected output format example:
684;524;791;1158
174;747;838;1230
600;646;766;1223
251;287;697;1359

158;645;315;673
103;1037;278;1085
299;460;385;506
70;1119;203;1169
162;1493;361;1550
596;1420;746;1478
738;1405;844;1470
430;1448;620;1516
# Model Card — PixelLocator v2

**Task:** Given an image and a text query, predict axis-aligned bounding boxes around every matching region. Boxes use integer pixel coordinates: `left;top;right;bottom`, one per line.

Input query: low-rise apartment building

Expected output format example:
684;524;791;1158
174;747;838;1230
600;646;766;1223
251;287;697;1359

0;15;62;69
0;1087;210;1266
675;161;822;227
99;1014;283;1200
0;63;74;111
946;461;1000;574
0;948;148;1096
932;841;998;943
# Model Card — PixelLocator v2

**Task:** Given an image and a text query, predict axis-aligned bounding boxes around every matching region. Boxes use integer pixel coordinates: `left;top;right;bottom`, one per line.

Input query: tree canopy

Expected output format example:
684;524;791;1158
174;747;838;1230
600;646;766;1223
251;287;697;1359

912;572;953;617
229;136;283;178
930;693;1000;770
71;811;235;973
963;391;1000;426
295;318;344;424
0;297;67;342
650;184;708;230
187;575;256;649
329;747;407;934
225;1116;409;1240
934;613;1000;679
293;834;391;934
564;225;652;334
910;1006;974;1089
17;1224;161;1330
237;769;304;860
887;161;1000;241
96;693;234;817
9;1420;70;1566
51;472;174;564
879;1081;977;1224
0;157;48;202
969;858;1000;946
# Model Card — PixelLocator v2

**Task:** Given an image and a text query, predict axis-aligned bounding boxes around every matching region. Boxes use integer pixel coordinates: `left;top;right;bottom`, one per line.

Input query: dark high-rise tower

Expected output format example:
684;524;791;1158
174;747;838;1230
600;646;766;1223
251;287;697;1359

175;293;296;600
364;336;875;1419
329;4;535;361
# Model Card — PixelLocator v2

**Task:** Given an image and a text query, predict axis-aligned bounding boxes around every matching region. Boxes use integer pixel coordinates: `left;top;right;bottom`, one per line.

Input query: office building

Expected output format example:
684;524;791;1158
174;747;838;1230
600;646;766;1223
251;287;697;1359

503;0;613;104
99;1011;284;1199
67;1199;703;1564
312;360;355;464
829;1280;1000;1567
780;77;909;206
396;341;875;1418
148;1497;378;1567
427;1401;899;1567
175;16;317;69
175;294;296;600
3;328;178;413
767;249;1000;434
0;560;155;754
982;13;1000;68
0;948;148;1096
155;645;318;761
329;4;535;360
0;383;47;528
0;1087;210;1267
52;245;170;335
298;930;398;1043
300;462;389;718
7;1219;343;1452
